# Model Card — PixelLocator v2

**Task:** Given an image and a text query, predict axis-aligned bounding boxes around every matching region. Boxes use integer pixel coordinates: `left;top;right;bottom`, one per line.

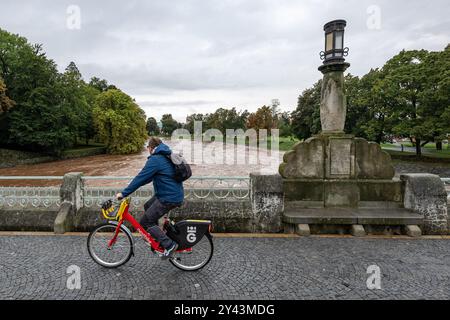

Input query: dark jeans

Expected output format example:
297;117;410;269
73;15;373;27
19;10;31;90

140;196;182;249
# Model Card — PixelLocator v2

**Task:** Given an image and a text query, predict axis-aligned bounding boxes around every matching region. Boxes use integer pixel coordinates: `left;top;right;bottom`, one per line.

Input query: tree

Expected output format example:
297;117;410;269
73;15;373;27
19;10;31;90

382;50;429;155
185;113;204;134
377;48;450;156
161;114;179;136
278;111;292;137
59;62;91;145
347;70;397;143
0;28;73;154
343;74;366;139
79;84;101;144
246;105;277;135
270;99;280;118
204;107;248;133
0;77;15;114
93;89;147;154
271;99;289;135
291;80;322;140
417;46;450;150
146;117;160;135
88;77;116;92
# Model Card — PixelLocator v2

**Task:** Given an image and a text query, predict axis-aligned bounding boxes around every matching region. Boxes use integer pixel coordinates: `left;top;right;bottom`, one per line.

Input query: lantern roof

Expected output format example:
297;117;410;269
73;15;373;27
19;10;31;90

324;20;347;33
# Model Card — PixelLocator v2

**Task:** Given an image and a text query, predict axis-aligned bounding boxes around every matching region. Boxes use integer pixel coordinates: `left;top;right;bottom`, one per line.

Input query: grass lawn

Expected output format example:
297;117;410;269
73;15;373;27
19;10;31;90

385;149;450;160
381;142;450;159
381;142;450;149
214;135;300;151
397;142;449;149
269;136;299;151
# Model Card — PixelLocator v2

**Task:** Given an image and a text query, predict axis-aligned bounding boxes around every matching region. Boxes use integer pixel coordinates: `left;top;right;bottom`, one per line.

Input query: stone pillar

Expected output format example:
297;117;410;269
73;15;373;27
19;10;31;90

55;172;84;234
318;62;350;133
401;174;448;235
250;173;284;233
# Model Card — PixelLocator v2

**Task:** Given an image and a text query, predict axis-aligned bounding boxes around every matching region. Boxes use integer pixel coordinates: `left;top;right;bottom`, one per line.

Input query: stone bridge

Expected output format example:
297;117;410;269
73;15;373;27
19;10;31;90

0;174;449;236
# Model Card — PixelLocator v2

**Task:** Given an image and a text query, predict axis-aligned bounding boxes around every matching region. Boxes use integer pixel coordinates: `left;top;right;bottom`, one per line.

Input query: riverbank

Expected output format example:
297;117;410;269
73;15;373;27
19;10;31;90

0;146;106;169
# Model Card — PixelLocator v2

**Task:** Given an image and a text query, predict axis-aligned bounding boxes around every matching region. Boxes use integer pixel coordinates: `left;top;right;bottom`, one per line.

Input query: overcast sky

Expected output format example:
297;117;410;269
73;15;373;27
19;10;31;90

1;0;449;122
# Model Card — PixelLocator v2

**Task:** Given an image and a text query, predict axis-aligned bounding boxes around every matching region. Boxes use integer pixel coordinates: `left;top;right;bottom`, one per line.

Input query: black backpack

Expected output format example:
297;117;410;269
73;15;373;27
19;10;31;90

165;153;192;182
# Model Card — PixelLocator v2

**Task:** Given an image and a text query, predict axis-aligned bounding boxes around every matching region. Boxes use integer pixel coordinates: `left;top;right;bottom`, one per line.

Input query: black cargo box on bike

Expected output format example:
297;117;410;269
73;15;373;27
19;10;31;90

165;220;211;250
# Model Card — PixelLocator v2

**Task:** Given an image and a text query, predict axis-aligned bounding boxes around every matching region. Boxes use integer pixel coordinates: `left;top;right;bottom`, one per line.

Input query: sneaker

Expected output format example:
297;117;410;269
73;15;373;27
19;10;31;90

162;242;178;260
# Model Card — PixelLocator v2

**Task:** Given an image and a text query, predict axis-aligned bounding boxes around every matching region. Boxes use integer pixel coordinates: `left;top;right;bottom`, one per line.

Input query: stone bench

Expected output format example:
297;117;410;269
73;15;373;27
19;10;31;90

283;208;423;225
283;207;423;237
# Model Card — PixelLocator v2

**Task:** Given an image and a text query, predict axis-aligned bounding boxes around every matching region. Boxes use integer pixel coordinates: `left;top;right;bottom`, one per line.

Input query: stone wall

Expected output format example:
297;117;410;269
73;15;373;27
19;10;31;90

73;199;253;232
0;208;59;231
0;172;448;234
401;174;448;235
0;173;284;233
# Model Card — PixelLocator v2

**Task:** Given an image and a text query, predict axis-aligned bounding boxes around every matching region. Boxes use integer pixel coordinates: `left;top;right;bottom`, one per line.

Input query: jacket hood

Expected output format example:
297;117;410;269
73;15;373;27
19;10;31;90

152;142;172;156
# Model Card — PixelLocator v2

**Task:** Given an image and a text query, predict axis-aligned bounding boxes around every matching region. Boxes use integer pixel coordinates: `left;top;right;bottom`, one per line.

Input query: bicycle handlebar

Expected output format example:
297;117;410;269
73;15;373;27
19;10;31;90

101;197;129;209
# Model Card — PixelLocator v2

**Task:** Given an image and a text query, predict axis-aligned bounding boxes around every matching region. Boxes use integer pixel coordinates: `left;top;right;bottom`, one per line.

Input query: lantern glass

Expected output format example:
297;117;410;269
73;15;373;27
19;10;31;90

325;33;333;52
335;31;343;50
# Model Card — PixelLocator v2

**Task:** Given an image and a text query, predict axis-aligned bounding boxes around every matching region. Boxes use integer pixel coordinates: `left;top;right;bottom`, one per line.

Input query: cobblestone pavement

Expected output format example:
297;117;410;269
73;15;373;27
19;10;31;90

0;235;449;300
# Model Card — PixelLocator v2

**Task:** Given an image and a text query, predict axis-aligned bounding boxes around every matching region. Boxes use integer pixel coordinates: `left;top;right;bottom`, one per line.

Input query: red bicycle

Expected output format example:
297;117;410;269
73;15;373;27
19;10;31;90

87;197;214;271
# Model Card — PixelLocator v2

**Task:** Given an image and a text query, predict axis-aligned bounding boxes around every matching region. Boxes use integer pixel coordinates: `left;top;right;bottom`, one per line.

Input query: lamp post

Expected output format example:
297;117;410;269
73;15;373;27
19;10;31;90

318;20;350;134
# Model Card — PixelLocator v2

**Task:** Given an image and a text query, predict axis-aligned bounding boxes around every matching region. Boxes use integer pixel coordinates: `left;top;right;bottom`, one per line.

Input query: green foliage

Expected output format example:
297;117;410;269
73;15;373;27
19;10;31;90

185;113;204;133
146;117;160;135
93;89;147;154
0;28;73;154
206;108;249;133
88;77;116;92
380;48;450;154
246;105;278;136
291;80;322;140
59;62;92;146
0;77;15;113
0;28;143;156
160;114;179;136
278;111;293;137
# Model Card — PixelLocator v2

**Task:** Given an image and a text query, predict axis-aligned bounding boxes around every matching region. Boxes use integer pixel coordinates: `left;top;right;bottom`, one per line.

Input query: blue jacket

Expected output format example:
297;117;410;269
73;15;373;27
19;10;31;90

121;143;184;204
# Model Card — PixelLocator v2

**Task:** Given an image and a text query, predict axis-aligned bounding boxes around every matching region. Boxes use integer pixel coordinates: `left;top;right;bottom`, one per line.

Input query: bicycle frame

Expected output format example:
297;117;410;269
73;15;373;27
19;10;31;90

107;200;192;254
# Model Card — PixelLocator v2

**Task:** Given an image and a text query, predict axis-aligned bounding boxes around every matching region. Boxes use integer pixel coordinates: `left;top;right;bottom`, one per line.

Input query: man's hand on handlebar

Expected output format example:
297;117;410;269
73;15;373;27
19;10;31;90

115;193;124;201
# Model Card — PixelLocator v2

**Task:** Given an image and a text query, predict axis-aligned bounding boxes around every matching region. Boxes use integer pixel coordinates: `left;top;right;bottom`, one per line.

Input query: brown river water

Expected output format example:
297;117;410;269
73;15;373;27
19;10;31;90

0;139;283;186
1;139;448;189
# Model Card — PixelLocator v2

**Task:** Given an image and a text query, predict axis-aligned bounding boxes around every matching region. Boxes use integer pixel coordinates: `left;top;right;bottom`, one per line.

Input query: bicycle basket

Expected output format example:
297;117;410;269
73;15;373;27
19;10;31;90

101;198;130;220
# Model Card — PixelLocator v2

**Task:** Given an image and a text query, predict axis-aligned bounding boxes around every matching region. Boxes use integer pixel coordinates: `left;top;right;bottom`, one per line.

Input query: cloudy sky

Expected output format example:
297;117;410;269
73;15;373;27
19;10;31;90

1;0;449;122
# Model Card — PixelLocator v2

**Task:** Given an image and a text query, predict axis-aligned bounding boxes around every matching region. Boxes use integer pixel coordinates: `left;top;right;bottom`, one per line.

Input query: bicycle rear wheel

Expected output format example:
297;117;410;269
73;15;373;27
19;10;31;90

169;233;214;271
87;223;133;268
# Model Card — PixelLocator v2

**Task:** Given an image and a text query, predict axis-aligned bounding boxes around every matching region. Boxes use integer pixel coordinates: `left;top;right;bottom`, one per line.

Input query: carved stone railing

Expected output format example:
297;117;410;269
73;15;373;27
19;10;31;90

0;176;250;209
0;177;62;209
82;176;249;209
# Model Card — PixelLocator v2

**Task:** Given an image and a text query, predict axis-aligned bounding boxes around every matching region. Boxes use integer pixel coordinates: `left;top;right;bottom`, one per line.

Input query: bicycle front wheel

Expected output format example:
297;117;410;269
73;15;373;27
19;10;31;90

169;233;214;271
87;223;133;268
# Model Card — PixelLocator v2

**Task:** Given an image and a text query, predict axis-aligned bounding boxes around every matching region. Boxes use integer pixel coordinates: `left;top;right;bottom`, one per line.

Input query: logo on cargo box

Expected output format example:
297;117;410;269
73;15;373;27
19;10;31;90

187;226;197;243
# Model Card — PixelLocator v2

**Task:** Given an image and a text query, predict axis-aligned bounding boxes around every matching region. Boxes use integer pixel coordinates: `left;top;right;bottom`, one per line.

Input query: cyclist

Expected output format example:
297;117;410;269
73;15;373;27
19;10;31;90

116;137;183;259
